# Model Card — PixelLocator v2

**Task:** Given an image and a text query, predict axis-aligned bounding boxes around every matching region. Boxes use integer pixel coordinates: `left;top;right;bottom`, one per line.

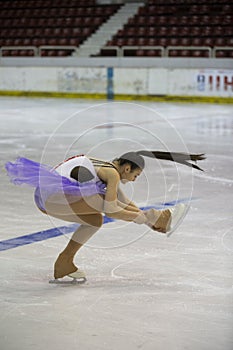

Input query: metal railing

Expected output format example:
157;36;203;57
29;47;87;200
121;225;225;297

101;45;216;57
0;45;76;56
166;46;212;57
213;46;233;57
0;45;232;58
38;45;76;56
0;46;38;56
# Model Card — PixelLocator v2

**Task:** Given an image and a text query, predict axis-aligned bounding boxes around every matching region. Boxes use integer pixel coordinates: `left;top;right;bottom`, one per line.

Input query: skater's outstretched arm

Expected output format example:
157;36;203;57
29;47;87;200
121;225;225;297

99;167;147;224
117;187;139;211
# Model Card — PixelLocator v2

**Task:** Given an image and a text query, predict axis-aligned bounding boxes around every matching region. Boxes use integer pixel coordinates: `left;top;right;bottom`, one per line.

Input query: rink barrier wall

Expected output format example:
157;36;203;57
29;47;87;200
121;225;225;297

1;57;233;69
0;90;233;104
0;66;232;102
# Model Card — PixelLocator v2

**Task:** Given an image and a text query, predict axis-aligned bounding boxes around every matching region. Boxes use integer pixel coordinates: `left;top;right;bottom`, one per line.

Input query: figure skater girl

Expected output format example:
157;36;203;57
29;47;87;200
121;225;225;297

5;150;205;283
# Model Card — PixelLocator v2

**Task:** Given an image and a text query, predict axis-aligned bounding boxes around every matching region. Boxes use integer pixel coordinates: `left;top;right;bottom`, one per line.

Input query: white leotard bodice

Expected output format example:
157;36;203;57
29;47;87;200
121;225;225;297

55;155;98;183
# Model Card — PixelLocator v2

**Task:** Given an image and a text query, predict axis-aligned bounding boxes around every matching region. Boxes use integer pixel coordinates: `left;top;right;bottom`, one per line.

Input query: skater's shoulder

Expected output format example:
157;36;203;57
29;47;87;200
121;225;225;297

89;157;119;179
96;164;120;184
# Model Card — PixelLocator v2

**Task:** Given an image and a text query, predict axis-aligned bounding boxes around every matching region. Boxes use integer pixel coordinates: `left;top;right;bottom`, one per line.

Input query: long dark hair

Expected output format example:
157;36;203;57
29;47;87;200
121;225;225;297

116;150;205;171
115;152;145;171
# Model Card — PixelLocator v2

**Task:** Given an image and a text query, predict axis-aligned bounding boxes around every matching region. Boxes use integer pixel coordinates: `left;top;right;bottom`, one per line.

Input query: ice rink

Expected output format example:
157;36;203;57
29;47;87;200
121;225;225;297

0;97;232;350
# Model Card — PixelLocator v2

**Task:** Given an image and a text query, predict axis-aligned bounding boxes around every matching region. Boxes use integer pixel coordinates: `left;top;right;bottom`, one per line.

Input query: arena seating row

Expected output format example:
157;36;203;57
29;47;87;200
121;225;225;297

0;0;232;58
1;49;74;57
0;7;116;19
108;27;233;42
98;0;233;58
148;0;230;4
0;0;121;56
128;15;232;26
0;0;96;8
108;37;233;47
99;47;233;58
139;3;231;15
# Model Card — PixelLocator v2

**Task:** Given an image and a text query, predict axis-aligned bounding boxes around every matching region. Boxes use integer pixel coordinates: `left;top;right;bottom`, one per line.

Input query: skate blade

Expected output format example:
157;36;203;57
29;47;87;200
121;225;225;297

49;277;87;285
167;203;188;237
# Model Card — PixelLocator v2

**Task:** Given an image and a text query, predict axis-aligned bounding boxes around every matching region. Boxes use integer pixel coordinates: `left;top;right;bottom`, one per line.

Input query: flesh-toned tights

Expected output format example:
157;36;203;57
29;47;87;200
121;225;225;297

44;193;170;278
44;193;105;279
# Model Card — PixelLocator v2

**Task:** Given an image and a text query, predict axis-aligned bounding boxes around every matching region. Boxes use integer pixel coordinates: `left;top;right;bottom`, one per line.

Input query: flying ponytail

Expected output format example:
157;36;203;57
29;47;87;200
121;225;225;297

136;150;205;171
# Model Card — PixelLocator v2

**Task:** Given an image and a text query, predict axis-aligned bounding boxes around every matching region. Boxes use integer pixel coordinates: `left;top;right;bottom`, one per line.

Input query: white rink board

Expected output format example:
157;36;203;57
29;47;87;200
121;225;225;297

0;67;107;93
148;68;167;95
0;66;232;97
168;68;233;97
114;68;148;95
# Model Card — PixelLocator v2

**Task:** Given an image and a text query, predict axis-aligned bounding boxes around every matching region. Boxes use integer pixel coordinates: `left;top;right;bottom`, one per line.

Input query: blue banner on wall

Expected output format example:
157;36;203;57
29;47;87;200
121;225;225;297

107;67;114;100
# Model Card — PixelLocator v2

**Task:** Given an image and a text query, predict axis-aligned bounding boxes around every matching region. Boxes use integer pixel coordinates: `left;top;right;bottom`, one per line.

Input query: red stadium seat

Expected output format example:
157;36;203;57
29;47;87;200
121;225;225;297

34;38;47;46
180;50;191;57
148;38;159;46
189;16;199;25
137;38;148;46
57;50;70;57
168;17;179;25
192;38;202;46
138;27;147;36
57;38;69;46
72;27;82;36
148;27;156;36
47;38;57;45
203;38;214;47
147;49;162;57
68;38;79;46
180;16;188;25
19;50;34;57
136;49;146;57
215;38;227;46
0;0;231;58
192;50;209;58
169;38;179;46
158;38;168;46
191;27;201;36
125;38;137;46
180;38;191;46
226;38;233;46
169;50;179;57
169;27;178;36
215;50;228;58
158;16;167;25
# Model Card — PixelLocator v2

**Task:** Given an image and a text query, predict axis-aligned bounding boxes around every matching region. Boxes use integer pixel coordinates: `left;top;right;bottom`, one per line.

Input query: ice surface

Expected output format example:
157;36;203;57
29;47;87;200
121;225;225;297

0;97;232;350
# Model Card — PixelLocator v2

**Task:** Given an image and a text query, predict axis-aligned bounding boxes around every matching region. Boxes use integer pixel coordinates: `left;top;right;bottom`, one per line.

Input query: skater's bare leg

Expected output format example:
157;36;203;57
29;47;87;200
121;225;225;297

45;193;104;218
53;214;103;278
54;214;103;279
44;195;104;279
54;239;81;279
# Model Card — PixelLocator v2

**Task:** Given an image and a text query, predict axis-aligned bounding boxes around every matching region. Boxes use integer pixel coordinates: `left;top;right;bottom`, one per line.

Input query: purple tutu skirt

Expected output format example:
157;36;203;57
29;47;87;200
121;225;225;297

5;157;106;211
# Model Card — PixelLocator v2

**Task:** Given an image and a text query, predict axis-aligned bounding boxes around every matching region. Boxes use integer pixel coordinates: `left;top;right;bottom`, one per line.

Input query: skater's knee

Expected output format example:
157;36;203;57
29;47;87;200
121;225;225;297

92;213;104;228
78;213;103;228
